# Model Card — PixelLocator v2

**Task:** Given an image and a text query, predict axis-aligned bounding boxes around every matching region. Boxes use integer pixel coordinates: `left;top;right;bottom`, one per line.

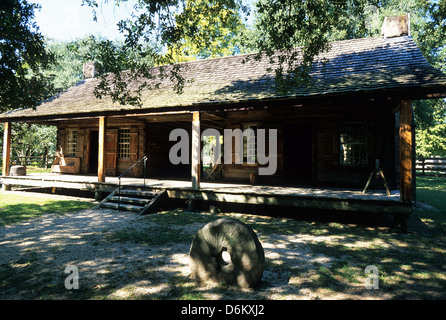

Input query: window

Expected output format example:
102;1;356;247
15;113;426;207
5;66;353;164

118;128;131;159
67;129;78;156
339;123;367;165
242;124;257;163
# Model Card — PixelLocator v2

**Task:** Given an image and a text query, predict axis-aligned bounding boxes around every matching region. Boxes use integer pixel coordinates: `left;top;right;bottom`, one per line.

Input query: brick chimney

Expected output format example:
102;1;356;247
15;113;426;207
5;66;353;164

83;61;98;79
381;14;410;39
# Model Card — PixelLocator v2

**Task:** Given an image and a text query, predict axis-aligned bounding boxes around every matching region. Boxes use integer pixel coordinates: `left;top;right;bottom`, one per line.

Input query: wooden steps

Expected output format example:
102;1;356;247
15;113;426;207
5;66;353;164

98;188;168;215
101;202;144;212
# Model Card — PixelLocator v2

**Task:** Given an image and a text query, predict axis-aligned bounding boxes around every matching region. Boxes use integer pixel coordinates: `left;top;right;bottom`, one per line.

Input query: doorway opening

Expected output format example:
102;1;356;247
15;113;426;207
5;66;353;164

284;123;313;184
89;130;99;174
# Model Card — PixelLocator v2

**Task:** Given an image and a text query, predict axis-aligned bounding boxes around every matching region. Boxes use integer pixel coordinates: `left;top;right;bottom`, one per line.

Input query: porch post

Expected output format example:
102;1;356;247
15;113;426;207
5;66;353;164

399;100;414;202
191;111;201;190
98;116;107;182
2;121;11;191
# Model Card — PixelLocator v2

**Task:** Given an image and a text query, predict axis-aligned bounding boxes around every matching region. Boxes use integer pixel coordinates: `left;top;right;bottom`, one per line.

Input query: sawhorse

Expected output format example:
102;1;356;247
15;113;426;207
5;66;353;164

363;161;391;196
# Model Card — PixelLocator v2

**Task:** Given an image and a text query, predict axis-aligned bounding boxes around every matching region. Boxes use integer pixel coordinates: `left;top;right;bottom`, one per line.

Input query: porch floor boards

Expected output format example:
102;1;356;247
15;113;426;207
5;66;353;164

1;172;401;203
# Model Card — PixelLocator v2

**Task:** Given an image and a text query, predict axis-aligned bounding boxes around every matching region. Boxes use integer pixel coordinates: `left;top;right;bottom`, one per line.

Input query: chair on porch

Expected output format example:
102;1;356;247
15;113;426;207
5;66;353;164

204;159;223;181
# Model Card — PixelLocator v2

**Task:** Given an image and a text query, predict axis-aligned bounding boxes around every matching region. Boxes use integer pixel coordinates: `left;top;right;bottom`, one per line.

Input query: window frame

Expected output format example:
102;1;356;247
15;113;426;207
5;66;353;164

66;129;78;157
242;123;258;164
339;122;368;166
118;128;131;160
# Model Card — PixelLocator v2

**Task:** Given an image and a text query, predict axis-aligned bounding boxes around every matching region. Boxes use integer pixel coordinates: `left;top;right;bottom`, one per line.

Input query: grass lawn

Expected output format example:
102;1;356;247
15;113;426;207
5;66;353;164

0;192;95;227
23;166;52;174
415;175;446;228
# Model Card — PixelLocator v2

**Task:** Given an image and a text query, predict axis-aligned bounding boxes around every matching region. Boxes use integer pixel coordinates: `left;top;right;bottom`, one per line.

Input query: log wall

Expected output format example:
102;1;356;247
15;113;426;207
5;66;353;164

220;101;398;188
57;117;146;177
53;99;402;189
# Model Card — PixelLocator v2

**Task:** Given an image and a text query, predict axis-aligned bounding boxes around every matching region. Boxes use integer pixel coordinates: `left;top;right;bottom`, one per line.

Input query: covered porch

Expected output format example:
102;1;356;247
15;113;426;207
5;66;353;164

0;98;417;205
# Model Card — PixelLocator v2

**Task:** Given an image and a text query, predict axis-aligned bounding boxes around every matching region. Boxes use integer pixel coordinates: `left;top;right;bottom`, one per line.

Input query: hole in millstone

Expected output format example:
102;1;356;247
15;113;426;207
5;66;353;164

216;246;232;268
222;249;232;265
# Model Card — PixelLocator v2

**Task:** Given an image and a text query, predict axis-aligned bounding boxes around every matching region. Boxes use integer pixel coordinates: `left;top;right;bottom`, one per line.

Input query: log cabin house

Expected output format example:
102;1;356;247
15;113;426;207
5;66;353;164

1;16;446;228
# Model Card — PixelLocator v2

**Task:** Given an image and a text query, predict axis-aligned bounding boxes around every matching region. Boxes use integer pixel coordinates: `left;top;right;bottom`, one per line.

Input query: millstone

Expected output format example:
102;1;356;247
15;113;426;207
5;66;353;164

189;218;265;288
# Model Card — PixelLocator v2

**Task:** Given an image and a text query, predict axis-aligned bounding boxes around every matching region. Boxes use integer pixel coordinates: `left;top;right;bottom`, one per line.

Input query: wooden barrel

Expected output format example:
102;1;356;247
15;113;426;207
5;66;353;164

9;165;26;176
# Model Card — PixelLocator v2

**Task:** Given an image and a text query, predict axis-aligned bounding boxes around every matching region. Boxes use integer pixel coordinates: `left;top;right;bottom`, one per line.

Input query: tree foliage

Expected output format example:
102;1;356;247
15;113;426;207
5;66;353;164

46;36;128;92
250;0;371;91
45;35;153;105
10;123;57;165
416;124;446;158
81;0;249;105
0;0;54;112
171;0;247;60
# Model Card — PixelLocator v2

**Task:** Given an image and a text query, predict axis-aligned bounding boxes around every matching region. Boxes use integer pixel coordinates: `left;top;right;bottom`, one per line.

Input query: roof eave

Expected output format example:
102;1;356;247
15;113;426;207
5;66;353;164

1;84;445;123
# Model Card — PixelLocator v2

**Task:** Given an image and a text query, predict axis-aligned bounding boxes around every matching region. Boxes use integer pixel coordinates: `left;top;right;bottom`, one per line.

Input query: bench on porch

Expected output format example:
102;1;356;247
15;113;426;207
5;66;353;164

51;157;81;174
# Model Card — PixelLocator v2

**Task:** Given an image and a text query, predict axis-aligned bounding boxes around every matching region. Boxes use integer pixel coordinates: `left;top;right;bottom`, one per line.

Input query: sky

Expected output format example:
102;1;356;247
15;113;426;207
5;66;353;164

32;0;137;41
32;0;255;42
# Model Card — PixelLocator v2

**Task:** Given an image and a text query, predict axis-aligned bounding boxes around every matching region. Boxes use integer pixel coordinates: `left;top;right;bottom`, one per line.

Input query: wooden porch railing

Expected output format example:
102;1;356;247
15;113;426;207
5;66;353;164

416;157;446;176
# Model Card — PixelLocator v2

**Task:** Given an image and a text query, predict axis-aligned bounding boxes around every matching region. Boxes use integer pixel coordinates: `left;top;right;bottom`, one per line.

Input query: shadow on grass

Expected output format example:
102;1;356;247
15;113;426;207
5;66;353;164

1;207;445;300
0;201;95;227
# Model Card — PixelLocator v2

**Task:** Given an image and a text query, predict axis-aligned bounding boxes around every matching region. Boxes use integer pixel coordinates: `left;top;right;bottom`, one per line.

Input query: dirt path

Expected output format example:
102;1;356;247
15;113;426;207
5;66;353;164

0;206;392;300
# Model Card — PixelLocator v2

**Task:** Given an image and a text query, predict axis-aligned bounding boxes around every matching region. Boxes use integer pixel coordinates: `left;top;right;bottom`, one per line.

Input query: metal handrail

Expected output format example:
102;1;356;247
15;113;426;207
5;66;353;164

118;155;148;211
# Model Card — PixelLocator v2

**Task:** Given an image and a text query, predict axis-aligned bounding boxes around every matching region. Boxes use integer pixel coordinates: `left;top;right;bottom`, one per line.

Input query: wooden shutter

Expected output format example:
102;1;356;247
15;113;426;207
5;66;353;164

105;129;118;176
75;129;85;159
129;128;143;177
129;128;139;162
58;129;66;155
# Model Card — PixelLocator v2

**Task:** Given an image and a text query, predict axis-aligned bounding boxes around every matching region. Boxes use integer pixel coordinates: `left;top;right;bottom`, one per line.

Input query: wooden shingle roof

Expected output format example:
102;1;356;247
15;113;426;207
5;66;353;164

2;35;446;121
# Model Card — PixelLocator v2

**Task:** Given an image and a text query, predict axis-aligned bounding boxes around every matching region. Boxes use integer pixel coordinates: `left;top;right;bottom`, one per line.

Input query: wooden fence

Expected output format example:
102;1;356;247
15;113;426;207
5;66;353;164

416;157;446;176
4;156;52;169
